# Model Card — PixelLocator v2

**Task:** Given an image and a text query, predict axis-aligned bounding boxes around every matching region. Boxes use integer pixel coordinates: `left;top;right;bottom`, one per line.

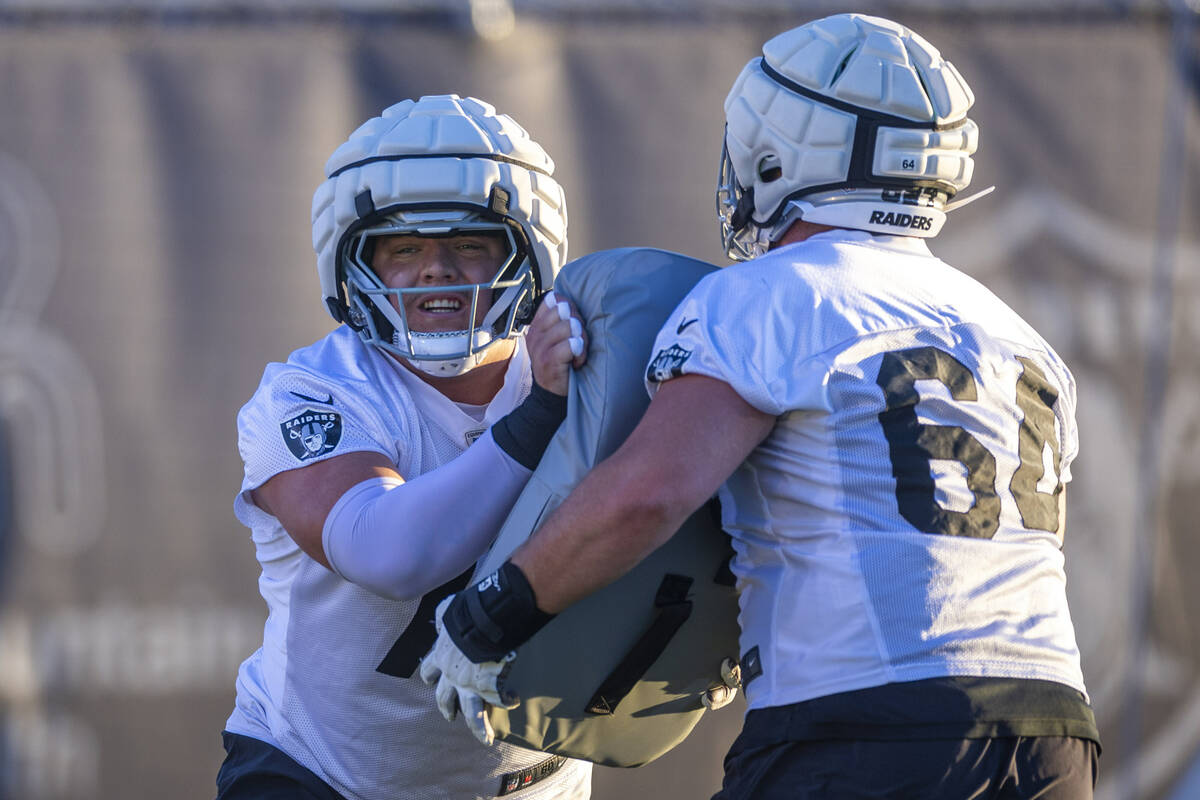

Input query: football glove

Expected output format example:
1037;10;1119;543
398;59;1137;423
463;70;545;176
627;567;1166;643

701;657;742;711
419;595;520;745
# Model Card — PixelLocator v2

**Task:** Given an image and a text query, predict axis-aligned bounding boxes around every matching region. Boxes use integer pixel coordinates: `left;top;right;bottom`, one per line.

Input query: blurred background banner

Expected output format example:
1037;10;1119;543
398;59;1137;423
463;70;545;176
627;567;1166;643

0;1;1196;798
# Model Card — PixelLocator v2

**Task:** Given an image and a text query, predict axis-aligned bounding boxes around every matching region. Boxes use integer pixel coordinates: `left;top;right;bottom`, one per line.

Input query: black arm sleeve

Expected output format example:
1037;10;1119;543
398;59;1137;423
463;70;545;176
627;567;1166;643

491;382;568;470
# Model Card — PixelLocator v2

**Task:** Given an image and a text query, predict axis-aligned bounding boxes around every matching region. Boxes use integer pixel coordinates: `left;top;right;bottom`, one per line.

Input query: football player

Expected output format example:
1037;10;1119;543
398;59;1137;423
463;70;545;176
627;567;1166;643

216;95;591;799
421;15;1101;799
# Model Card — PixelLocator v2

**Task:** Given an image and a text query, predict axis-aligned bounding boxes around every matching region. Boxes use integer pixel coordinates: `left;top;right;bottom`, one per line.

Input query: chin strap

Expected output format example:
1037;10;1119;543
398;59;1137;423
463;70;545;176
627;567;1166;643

943;185;996;213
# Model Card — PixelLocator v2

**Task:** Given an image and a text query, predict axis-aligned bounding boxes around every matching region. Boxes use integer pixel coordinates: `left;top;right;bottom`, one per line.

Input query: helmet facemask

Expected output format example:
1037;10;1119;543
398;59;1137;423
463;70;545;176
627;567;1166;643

312;95;568;369
339;208;537;378
717;137;792;262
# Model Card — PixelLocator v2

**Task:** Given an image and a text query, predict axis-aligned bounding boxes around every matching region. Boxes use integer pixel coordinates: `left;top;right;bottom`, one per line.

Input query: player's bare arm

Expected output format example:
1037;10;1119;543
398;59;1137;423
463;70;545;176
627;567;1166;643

510;373;774;613
250;450;399;570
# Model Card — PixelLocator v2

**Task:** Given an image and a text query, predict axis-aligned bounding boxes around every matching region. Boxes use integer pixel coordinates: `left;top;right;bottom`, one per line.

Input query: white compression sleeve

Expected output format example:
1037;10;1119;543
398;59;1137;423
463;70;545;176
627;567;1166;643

321;429;532;601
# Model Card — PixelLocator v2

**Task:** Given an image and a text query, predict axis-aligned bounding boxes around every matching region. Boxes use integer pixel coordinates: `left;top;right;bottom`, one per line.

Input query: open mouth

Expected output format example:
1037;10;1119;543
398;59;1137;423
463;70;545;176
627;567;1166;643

417;295;466;314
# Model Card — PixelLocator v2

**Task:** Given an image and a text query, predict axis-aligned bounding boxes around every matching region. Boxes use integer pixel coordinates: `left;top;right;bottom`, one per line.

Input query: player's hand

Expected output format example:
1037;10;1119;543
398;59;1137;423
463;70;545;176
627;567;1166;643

701;657;742;711
419;596;520;745
525;290;586;396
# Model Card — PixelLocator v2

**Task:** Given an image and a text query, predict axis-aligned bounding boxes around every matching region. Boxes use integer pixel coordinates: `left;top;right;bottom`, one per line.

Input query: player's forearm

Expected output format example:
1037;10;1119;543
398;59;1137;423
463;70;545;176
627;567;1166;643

321;374;573;599
512;374;774;613
443;448;699;665
322;430;531;600
509;450;693;614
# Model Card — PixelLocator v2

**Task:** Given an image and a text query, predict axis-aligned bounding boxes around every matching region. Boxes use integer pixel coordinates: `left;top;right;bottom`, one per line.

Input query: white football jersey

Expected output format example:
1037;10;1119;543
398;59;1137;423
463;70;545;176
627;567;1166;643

646;229;1087;713
227;325;590;800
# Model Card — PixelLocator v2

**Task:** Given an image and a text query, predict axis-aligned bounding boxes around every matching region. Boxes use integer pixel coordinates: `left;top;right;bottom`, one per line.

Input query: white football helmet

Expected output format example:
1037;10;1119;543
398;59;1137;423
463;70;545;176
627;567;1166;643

718;13;981;260
312;95;568;376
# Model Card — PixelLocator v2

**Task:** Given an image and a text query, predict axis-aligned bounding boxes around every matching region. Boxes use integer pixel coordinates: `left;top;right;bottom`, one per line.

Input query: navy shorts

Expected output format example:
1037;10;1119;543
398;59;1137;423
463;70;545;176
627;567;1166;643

216;731;346;800
712;734;1100;800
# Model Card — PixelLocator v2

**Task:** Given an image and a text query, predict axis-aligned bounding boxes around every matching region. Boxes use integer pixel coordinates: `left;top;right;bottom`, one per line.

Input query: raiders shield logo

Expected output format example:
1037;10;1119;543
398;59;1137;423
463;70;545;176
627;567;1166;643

645;343;693;384
280;410;343;461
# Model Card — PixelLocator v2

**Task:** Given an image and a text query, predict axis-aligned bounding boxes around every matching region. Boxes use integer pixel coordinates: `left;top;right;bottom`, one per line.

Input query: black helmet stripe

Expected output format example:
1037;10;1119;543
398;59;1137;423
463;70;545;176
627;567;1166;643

329;152;553;180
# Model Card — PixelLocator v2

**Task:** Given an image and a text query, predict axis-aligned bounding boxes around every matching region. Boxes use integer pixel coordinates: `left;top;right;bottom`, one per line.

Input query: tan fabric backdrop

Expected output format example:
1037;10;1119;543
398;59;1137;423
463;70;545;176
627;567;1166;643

0;4;1197;799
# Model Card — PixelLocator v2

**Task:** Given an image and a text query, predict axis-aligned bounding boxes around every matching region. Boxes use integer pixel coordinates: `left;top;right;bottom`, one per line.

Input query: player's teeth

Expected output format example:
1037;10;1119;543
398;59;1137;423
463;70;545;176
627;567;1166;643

422;299;461;311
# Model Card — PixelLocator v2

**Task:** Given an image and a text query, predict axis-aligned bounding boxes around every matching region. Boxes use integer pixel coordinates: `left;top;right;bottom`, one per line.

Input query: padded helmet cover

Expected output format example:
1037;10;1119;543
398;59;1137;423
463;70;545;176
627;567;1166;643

719;13;979;258
311;95;568;373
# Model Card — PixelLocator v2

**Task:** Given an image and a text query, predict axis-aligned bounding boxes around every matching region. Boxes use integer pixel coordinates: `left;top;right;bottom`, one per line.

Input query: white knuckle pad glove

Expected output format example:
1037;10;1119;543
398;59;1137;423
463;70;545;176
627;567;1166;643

419;595;518;746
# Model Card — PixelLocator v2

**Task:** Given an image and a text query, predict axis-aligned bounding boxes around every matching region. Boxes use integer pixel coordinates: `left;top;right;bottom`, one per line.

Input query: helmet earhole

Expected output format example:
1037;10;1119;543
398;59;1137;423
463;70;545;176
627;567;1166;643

757;155;783;183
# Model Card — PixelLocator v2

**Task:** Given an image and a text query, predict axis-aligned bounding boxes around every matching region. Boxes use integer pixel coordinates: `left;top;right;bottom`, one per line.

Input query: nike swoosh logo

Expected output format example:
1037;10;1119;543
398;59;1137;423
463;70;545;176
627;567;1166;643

290;391;334;406
676;317;699;335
